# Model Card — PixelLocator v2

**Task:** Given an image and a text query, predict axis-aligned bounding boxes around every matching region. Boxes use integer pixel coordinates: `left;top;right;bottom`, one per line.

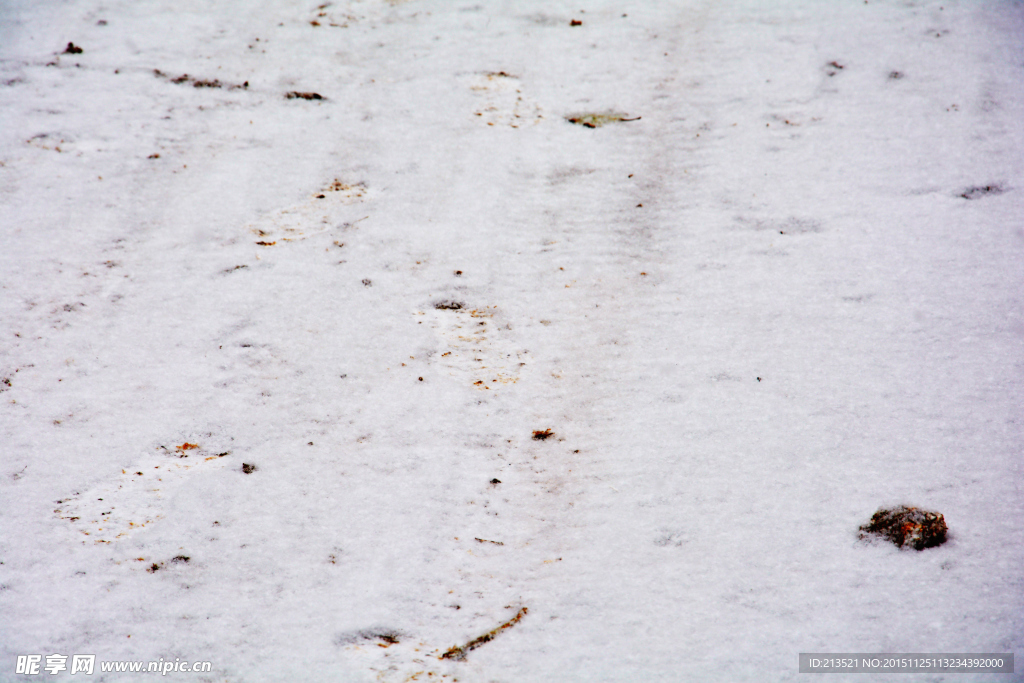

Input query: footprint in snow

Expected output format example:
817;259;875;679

419;303;528;393
246;179;370;247
54;440;232;545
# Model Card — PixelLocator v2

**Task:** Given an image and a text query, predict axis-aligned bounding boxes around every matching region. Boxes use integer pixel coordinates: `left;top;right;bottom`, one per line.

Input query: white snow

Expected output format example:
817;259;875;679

2;0;1023;681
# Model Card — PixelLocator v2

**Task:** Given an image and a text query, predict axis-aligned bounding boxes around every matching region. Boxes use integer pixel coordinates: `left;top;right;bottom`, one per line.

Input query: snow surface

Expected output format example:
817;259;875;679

2;0;1023;681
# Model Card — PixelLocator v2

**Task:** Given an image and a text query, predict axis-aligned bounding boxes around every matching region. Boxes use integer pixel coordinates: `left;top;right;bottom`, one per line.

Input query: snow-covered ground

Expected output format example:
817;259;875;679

2;0;1023;680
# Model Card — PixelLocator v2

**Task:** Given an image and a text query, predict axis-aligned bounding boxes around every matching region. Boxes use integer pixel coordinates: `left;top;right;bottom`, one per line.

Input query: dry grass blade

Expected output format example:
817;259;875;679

566;112;641;128
441;607;528;661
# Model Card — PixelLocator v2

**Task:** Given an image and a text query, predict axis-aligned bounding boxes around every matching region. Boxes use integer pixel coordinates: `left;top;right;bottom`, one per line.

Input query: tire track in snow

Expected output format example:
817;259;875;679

331;5;724;679
323;1;722;677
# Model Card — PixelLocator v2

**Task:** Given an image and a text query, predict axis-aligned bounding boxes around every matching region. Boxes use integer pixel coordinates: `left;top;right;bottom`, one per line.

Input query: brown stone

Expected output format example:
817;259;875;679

859;505;947;550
